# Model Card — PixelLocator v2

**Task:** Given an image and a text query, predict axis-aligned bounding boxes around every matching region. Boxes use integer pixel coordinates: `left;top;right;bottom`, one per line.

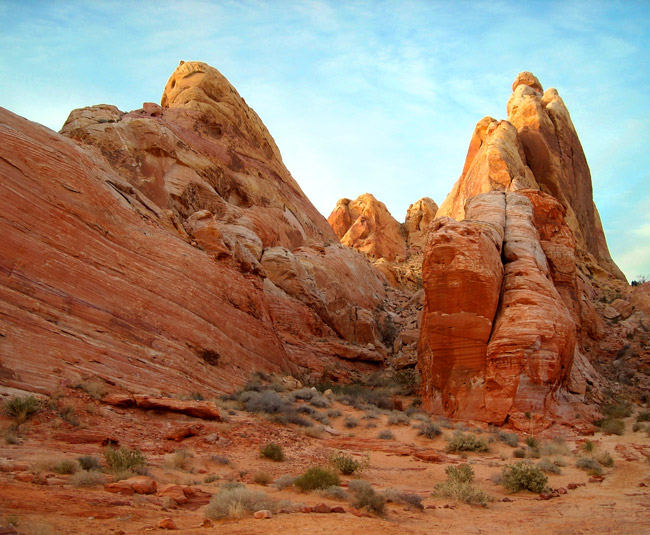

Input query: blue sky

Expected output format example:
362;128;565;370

1;0;648;280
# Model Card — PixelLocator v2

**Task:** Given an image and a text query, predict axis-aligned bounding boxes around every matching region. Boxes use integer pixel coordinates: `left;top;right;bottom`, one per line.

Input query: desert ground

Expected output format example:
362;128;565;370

1;377;648;535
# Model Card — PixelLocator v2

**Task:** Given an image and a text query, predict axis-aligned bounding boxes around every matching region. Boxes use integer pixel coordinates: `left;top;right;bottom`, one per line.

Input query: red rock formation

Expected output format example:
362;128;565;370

404;197;438;251
327;194;407;262
419;73;629;428
0;61;390;396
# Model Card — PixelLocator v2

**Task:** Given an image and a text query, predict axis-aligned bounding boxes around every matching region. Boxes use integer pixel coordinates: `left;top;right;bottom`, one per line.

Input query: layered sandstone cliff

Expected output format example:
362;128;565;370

418;73;637;429
0;61;392;396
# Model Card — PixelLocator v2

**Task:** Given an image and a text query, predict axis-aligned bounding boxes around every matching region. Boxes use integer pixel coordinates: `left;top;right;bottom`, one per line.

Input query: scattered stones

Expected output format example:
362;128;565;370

253;510;272;519
567;483;585;490
589;475;605;483
312;503;332;514
501;497;514;502
331;506;346;513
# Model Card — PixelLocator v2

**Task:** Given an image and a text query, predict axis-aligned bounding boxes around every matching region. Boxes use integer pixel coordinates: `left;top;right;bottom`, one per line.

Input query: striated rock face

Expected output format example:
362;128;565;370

420;190;578;426
419;72;632;428
0;61;390;396
327;194;407;262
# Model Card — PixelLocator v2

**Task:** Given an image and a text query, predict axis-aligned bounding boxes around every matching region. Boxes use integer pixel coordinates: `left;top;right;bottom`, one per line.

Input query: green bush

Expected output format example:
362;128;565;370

387;411;410;426
445;431;489;453
272;474;296;490
293;467;340;491
260;442;285;462
432;480;491;506
77;455;101;471
536;459;561;474
104;446;147;474
497;432;519;447
319;485;349;501
445;463;474;483
253;471;272;486
344;415;359;428
205;485;276;519
70;470;106;487
53;459;79;474
602;402;632;419
636;410;650;422
3;395;40;425
391;490;423;510
417;421;442;439
513;448;526;458
352;486;386;515
596;451;614;468
329;451;368;475
501;461;548;493
524;436;539;448
576;457;602;475
582;439;595;453
599;418;625;435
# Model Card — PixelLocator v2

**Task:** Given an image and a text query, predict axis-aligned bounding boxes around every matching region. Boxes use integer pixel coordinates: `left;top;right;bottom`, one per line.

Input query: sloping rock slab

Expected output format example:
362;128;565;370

103;394;221;420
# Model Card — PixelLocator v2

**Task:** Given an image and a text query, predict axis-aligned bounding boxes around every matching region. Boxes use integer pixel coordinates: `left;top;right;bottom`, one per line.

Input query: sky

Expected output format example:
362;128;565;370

1;0;649;280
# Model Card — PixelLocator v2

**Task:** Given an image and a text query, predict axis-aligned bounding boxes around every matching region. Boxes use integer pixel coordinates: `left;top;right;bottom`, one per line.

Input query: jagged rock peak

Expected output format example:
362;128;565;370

512;71;543;93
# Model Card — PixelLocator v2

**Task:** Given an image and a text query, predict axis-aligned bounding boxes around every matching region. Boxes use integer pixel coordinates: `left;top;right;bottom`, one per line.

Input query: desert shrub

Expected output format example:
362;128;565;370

70;470;106;487
75;380;108;400
392;368;420;396
319;485;349;501
417;421;442;439
410;412;430;422
445;463;474;483
272;474;296;490
528;447;541;459
297;404;316;416
344;415;359;428
3;429;19;445
352;485;386;515
378;430;394;440
211;455;230;465
633;422;643;432
387;411;410;426
52;459;79;475
432;479;491;506
253;471;272;486
204;485;276;519
327;409;342;418
330;451;369;475
524;436;539;448
204;474;220;484
333;385;394;410
597;418;625;435
310;411;329;425
636;410;650;422
382;489;424;510
445;431;489;453
104;446;146;474
536;459;561;474
497;432;519;447
3;395;40;425
602;402;632;419
293;467;340;491
260;442;285;462
166;449;193;471
244;390;287;414
513;448;526;458
57;405;79;427
582;439;595;453
540;437;570;456
576;457;602;475
348;479;372;493
76;455;101;471
501;461;548;493
596;451;614;468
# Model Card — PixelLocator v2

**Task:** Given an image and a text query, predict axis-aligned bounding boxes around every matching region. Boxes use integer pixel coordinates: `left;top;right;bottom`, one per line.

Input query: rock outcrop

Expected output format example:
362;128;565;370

328;194;407;262
419;72;633;428
0;61;390;396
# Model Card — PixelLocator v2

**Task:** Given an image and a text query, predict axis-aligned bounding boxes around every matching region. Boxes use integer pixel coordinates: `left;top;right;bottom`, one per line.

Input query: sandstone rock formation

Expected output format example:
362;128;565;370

0;61;391;396
419;72;636;428
328;194;407;262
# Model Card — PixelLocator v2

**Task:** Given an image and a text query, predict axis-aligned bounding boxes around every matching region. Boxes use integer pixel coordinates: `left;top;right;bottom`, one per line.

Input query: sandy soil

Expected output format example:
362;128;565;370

0;387;648;535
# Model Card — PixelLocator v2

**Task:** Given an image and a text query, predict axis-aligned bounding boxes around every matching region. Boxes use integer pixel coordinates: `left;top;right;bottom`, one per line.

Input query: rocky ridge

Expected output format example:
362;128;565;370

0;61;395;397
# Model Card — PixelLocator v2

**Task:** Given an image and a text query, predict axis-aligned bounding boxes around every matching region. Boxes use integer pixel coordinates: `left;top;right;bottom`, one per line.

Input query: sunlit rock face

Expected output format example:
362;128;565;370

0;61;392;396
419;72;629;429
